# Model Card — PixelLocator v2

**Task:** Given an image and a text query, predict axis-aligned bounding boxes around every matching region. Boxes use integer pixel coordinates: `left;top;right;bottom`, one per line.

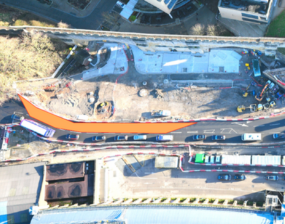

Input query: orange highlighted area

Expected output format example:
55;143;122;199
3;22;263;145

19;94;196;134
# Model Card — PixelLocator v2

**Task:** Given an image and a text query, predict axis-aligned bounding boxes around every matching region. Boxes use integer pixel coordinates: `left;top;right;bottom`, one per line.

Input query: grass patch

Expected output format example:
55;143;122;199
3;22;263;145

180;198;187;203
141;198;147;202
218;199;225;204
237;201;244;205
209;198;215;203
266;9;285;37
13;13;56;27
199;198;206;203
190;198;196;203
228;200;234;204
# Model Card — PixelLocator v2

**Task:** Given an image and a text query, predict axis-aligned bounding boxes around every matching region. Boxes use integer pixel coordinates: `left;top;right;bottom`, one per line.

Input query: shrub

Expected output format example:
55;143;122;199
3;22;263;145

130;15;136;22
218;199;225;204
190;198;196;202
180;198;187;203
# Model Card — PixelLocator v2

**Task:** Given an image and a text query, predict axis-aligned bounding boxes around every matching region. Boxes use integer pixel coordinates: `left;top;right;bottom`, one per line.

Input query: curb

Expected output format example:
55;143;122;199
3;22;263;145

2;144;188;163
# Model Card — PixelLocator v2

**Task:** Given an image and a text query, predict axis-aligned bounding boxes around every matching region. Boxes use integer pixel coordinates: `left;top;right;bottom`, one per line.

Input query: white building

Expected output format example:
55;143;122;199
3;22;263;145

218;0;275;24
144;0;179;16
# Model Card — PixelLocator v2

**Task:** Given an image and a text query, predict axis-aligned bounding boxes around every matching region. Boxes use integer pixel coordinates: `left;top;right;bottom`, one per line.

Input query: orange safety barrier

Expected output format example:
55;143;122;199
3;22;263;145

18;94;196;134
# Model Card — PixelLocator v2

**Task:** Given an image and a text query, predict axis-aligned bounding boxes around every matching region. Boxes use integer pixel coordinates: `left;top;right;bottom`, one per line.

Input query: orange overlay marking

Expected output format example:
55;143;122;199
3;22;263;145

19;94;196;134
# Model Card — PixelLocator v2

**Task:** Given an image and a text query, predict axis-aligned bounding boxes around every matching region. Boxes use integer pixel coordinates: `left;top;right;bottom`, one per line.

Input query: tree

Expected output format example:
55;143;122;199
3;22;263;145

191;24;205;35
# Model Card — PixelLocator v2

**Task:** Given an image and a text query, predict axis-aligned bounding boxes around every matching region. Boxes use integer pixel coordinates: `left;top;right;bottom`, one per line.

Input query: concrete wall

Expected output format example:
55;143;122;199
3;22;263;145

4;27;285;54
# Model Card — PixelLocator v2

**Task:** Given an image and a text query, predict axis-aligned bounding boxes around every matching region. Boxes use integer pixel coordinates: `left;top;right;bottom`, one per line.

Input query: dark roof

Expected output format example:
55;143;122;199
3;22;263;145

46;162;85;181
45;174;94;200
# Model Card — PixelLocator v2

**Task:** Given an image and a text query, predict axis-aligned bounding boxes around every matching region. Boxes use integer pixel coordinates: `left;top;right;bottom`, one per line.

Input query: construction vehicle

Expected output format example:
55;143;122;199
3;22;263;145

255;80;271;101
237;104;257;113
151;110;171;117
243;83;251;97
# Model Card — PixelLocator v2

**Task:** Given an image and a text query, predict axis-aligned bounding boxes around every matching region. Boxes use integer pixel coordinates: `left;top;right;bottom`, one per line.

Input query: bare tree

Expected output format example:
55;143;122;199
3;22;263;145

57;21;71;28
191;24;205;35
206;25;220;36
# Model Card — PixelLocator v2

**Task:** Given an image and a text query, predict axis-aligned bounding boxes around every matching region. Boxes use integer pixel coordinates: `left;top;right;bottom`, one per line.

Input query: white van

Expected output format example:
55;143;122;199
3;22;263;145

241;133;262;141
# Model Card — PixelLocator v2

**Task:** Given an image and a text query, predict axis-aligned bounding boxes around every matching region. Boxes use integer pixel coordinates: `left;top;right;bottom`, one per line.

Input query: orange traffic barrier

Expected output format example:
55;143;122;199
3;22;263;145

19;94;196;134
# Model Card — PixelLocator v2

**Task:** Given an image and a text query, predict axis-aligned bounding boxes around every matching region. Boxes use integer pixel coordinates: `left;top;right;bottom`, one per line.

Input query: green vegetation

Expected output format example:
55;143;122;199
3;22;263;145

247;201;254;206
209;199;215;203
278;48;285;55
132;198;138;202
161;198;167;202
266;10;285;37
190;198;196;202
237;201;244;205
180;198;187;203
130;15;136;22
256;201;264;207
142;198;147;202
218;199;225;204
199;198;206;203
228;200;234;204
171;198;177;201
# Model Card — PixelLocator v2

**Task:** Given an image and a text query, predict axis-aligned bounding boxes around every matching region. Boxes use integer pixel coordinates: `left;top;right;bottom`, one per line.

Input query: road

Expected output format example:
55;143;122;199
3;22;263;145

0;0;117;29
108;159;285;201
2;100;285;145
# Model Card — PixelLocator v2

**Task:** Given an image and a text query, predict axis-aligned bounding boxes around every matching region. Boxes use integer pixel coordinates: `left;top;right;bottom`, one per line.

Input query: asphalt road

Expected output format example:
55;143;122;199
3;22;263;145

0;0;117;29
2;101;285;144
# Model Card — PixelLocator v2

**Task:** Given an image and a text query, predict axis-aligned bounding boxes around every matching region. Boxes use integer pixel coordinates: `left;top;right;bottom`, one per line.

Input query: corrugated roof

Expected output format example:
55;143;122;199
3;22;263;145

46;162;84;181
31;206;274;224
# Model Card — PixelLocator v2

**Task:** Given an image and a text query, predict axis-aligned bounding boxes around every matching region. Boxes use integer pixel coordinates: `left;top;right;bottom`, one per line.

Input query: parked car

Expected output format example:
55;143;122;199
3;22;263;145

133;135;147;141
116;1;125;8
273;133;285;139
267;175;279;181
66;134;79;140
234;174;246;181
212;135;226;141
92;136;106;142
218;174;231;181
115;135;128;141
156;135;173;141
193;135;206;141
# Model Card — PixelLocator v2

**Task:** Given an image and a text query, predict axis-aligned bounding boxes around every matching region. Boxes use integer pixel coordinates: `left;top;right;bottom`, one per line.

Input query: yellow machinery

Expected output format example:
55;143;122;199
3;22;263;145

243;83;251;97
237;104;257;113
255;81;271;101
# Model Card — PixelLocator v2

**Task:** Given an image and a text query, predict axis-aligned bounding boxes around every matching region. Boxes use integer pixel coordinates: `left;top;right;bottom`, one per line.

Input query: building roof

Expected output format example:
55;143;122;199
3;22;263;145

0;162;45;224
46;162;85;181
144;0;179;15
31;205;274;224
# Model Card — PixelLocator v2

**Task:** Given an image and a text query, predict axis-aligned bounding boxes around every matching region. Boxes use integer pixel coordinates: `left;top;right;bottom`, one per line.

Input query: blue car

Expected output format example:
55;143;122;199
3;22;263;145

193;135;206;141
234;174;246;181
218;174;231;181
212;135;226;141
273;133;285;139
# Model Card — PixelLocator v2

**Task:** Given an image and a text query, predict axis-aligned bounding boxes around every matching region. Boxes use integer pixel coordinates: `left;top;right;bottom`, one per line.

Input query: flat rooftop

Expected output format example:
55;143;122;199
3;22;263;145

46;162;85;181
219;0;271;15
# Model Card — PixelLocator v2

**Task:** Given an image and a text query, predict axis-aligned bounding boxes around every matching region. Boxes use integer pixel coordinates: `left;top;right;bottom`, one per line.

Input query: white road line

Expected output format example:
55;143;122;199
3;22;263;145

204;129;215;134
171;132;182;133
187;131;198;133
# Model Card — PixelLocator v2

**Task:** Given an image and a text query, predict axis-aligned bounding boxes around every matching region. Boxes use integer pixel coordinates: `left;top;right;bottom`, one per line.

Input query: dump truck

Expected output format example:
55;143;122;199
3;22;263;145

151;110;171;117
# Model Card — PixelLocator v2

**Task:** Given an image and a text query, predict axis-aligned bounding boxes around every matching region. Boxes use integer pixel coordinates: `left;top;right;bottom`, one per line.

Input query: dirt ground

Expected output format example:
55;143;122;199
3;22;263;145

21;76;284;122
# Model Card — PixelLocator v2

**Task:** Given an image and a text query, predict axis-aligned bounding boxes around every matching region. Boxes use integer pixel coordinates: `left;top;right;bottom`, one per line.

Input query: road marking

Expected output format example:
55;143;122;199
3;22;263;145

220;128;237;134
270;123;280;126
204;129;215;134
171;132;182;133
231;122;248;127
187;131;198;133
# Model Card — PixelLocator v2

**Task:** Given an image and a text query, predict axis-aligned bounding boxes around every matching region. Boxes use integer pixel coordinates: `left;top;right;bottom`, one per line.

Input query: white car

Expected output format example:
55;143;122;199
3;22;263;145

116;1;125;8
156;135;173;142
133;135;147;140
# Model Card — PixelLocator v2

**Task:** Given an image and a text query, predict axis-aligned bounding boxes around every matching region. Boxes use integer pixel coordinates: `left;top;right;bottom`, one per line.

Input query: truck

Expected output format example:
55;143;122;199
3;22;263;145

151;110;171;117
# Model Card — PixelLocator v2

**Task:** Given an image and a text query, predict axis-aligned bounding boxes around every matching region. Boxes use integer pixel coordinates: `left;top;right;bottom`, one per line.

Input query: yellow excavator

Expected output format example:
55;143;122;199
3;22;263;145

255;81;270;101
237;104;257;113
237;101;275;113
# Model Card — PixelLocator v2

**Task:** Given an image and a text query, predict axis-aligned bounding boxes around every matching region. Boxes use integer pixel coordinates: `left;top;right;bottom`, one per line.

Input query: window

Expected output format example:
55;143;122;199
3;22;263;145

167;0;177;9
241;13;258;19
242;17;268;24
260;16;267;20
